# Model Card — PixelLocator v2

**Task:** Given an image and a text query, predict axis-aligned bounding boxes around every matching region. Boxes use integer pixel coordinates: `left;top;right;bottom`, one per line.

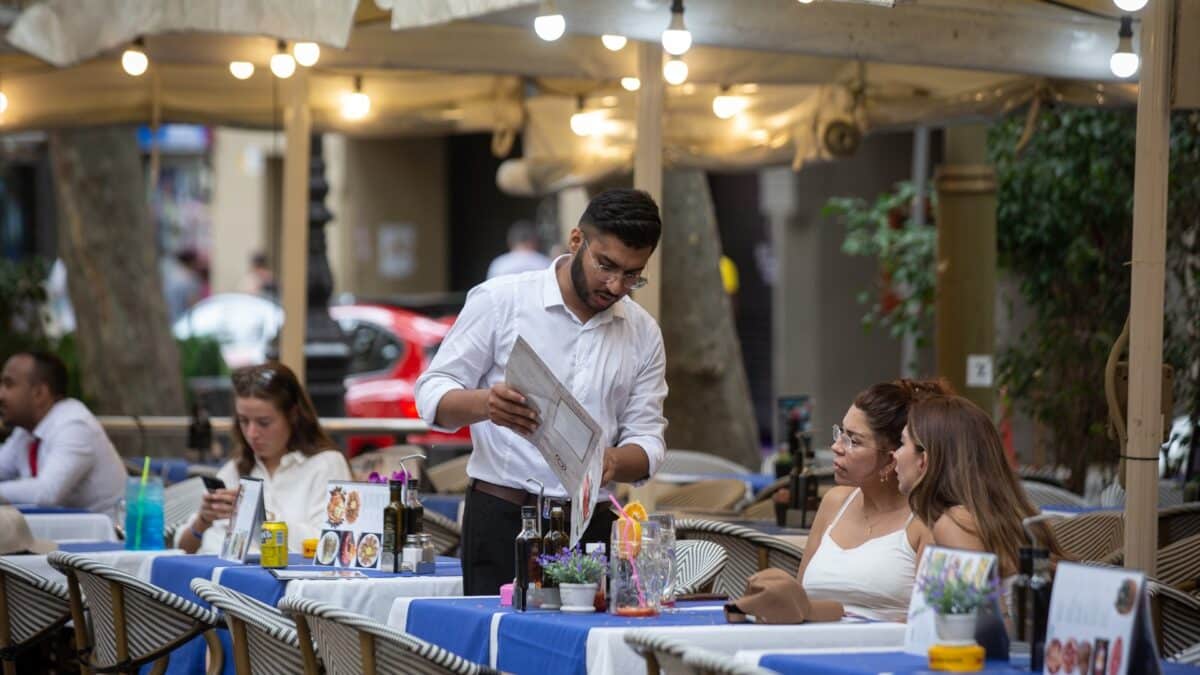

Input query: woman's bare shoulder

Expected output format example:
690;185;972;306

932;507;984;551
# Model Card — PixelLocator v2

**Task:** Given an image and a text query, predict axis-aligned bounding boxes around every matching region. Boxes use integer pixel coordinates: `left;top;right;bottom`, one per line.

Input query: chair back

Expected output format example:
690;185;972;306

1048;512;1125;562
1021;480;1087;508
661;450;750;475
47;552;220;673
426;455;470;494
1147;580;1200;659
423;510;461;556
163;477;207;543
190;579;313;675
673;540;728;596
657;480;748;513
624;631;697;674
1157;502;1200;548
681;647;778;675
0;559;72;662
674;519;802;598
279;596;488;675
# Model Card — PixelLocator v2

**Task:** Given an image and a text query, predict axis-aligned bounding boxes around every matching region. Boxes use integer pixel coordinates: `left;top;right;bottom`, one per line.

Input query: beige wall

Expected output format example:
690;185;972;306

210;128;278;294
325;135;449;297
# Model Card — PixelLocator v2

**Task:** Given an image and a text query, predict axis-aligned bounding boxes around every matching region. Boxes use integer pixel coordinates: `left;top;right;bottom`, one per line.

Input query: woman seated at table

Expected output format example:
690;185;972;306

893;393;1061;580
794;379;949;622
178;363;351;554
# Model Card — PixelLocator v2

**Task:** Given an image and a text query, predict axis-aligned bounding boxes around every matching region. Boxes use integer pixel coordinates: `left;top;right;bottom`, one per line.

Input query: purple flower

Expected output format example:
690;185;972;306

367;472;385;484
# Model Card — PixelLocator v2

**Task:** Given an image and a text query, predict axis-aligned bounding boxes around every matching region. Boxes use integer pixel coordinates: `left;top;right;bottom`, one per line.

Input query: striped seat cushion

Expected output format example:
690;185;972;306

0;558;72;649
279;596;493;675
673;539;728;595
675;519;803;598
191;579;307;675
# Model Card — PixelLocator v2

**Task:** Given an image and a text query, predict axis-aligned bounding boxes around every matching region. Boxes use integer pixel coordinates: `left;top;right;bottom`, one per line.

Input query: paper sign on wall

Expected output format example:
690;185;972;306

904;546;999;655
219;477;265;562
312;481;390;570
1045;562;1160;675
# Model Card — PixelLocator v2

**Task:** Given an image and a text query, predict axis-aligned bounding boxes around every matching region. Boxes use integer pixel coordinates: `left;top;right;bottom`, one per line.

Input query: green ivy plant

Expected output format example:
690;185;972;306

822;181;937;351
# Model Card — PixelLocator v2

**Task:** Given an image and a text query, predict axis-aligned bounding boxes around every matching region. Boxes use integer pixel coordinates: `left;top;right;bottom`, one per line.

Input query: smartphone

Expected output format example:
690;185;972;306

201;476;226;493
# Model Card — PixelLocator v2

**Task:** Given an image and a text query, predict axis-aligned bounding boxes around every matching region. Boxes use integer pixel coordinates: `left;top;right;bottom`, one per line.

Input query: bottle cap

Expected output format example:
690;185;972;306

521;505;537;518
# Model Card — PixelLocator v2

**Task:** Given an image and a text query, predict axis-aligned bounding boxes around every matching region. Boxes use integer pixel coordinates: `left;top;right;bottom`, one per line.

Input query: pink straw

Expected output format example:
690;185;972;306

608;495;647;607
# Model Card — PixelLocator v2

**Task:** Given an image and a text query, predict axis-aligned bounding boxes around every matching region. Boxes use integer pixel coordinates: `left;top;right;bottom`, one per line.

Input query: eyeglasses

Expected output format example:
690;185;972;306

233;366;277;389
581;238;648;290
832;424;870;451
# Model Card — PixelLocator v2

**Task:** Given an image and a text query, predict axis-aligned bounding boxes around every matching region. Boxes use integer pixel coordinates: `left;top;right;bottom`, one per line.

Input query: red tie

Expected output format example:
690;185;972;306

28;437;40;477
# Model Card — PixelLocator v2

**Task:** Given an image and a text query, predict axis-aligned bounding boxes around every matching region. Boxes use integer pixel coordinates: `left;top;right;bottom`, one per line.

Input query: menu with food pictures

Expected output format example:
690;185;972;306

904;546;999;655
312;481;389;570
219;477;265;562
1044;562;1159;675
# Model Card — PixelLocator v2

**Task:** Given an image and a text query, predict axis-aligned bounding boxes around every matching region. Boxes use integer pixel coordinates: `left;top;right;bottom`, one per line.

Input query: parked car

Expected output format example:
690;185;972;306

172;293;284;369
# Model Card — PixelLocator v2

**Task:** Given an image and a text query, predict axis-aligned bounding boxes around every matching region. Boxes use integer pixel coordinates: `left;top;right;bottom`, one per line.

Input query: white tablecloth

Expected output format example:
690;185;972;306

6;548;185;585
25;513;117;542
280;575;463;624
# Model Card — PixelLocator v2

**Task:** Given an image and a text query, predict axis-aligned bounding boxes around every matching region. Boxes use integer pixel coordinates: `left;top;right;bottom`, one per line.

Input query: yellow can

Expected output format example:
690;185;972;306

260;521;289;569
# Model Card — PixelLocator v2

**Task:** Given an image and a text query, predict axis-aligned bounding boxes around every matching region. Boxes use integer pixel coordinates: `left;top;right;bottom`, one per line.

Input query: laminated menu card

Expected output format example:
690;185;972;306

312;480;390;570
1043;562;1160;675
219;477;265;562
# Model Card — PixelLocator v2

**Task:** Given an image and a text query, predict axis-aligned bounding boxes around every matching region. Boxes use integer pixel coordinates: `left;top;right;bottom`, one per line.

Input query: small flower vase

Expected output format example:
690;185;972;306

934;611;979;645
559;583;598;612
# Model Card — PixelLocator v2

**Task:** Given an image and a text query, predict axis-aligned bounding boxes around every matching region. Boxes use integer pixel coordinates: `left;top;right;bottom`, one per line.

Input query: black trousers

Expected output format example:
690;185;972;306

461;487;617;596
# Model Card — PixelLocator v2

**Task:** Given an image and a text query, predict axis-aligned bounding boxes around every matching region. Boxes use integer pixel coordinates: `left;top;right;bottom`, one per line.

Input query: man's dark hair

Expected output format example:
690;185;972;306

580;189;661;251
22;351;69;399
507;220;541;249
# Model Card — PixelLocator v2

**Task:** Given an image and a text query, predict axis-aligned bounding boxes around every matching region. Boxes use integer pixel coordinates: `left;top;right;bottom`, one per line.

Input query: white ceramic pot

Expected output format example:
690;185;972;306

934;611;979;644
540;587;561;610
559;583;598;612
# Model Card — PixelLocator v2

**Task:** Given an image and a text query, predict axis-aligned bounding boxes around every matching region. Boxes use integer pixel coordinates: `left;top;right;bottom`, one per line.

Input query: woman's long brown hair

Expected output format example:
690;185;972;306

230;362;336;477
906;395;1061;574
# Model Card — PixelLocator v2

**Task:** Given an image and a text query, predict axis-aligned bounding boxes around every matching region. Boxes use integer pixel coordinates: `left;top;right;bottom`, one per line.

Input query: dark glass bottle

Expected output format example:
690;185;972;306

541;505;569;589
514;505;542;611
382;479;406;573
403;478;424;536
1012;547;1035;643
1029;549;1052;672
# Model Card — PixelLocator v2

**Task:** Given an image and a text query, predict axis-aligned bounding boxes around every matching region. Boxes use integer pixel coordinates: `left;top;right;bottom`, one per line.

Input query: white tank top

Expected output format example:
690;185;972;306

801;488;918;622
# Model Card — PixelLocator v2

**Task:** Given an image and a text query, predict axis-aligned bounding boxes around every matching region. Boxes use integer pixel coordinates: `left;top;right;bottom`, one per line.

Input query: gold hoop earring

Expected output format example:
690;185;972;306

879;470;889;484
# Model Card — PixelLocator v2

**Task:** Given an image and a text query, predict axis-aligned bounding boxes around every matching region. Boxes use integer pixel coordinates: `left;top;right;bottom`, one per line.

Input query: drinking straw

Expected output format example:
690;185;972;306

607;494;647;607
135;456;150;549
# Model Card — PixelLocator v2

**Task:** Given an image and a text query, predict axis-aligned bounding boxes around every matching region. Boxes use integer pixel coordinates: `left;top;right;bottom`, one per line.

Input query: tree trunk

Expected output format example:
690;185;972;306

48;126;185;418
660;169;761;469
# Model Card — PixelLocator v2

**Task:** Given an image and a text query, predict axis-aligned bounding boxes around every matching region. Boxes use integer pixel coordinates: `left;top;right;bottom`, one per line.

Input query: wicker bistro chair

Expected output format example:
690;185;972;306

0;559;74;675
623;631;697;675
1157;502;1200;549
423;510;462;557
162;477;206;545
279;596;496;675
1100;532;1200;593
660;451;750;476
426;455;470;495
1021;480;1087;509
681;648;777;675
46;552;223;675
657;481;749;515
1176;641;1200;666
190;579;315;675
673;540;728;596
1047;511;1125;562
674;519;803;598
1148;581;1200;659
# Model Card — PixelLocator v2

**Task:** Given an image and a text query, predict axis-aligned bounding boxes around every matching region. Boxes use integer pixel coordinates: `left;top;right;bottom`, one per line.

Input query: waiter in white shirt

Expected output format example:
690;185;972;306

416;188;669;595
0;351;126;514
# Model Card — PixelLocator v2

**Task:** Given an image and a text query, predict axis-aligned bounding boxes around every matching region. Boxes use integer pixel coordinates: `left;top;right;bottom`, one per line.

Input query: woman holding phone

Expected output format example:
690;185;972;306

178;363;351;554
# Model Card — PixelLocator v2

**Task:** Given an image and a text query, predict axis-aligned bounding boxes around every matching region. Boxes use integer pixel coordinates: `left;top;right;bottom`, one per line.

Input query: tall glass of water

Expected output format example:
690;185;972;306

649;513;677;609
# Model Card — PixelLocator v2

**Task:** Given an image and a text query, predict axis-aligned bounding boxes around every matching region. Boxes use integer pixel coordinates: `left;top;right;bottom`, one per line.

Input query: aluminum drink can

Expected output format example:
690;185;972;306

260;521;289;568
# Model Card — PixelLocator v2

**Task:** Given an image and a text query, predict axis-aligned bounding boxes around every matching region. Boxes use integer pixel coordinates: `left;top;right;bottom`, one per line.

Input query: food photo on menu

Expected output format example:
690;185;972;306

314;481;388;569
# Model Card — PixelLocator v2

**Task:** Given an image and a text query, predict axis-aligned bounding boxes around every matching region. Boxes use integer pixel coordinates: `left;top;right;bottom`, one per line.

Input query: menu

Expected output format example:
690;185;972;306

1044;562;1159;675
506;336;603;548
904;546;999;655
311;480;390;570
219;477;265;562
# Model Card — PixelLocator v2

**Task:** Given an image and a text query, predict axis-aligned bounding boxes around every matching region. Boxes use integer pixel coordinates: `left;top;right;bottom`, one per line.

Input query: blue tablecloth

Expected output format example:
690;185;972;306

756;651;1200;674
149;553;462;675
423;494;463;522
15;504;90;515
59;541;127;553
405;598;727;674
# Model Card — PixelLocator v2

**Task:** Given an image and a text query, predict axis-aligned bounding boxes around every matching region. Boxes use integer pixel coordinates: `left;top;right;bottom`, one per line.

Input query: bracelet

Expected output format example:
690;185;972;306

190;525;206;541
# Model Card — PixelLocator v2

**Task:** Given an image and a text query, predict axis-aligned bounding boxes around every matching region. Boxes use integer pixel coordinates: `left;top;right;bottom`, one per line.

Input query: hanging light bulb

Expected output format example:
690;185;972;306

712;86;747;119
121;37;149;77
229;61;255;80
534;0;566;41
663;56;689;85
1112;0;1147;11
620;76;641;92
1109;16;1139;78
270;40;296;79
293;42;320;67
601;34;628;51
661;0;692;56
341;75;371;120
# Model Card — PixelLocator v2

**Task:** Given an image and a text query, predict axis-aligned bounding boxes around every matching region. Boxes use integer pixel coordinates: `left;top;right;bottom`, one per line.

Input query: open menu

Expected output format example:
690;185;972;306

219;477;265;562
312;481;390;570
506;336;603;548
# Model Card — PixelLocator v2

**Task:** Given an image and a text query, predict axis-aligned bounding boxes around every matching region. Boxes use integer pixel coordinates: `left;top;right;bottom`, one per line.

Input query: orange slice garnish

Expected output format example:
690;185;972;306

616;516;643;559
625;501;648;523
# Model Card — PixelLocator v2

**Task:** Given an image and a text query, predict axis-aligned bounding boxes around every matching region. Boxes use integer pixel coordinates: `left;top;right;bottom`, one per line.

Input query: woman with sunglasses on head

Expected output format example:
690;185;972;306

892;394;1061;579
178;363;351;554
792;378;951;621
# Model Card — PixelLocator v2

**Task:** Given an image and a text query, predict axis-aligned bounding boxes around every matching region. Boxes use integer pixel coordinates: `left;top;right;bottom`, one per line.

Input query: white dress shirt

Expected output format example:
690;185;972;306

0;399;126;514
181;449;352;554
415;258;668;499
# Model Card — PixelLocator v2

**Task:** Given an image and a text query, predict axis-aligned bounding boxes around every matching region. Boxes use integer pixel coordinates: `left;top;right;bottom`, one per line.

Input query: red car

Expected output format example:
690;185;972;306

330;303;471;456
